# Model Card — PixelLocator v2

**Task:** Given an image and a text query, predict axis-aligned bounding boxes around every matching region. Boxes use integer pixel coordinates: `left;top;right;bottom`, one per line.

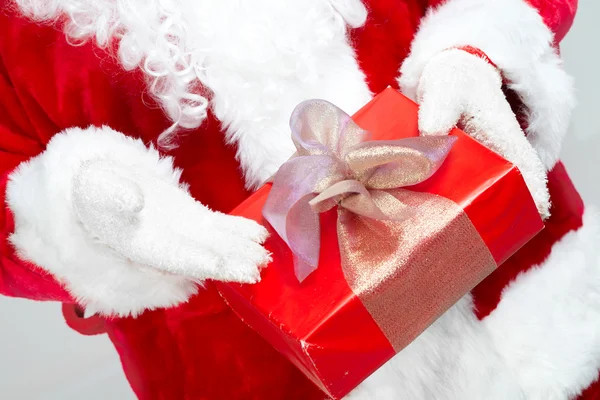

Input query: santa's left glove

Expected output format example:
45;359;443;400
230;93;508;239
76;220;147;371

398;0;576;221
404;49;552;219
6;126;271;316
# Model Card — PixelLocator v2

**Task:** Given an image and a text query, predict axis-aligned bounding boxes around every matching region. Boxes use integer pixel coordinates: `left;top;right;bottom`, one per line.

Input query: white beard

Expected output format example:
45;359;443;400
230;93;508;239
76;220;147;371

15;0;372;188
176;0;372;188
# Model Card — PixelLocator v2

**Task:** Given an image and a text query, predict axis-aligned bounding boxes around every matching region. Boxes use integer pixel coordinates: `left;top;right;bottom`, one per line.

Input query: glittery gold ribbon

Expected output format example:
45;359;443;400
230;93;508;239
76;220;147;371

263;100;497;349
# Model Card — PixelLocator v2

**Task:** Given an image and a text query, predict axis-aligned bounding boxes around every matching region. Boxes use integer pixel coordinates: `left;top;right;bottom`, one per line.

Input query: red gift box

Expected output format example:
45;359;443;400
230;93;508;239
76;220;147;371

216;88;544;399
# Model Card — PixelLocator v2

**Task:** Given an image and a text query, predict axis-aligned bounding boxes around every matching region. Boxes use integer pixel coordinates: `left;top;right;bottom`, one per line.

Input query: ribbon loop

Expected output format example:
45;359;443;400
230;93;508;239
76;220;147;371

264;100;456;281
345;137;457;189
291;100;372;158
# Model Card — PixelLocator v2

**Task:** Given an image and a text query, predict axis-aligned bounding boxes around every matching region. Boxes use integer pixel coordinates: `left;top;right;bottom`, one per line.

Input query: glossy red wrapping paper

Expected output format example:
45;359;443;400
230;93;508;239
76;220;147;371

216;88;544;399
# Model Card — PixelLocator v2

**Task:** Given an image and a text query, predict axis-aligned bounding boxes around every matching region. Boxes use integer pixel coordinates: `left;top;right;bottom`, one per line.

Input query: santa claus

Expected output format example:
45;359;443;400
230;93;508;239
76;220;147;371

1;0;597;398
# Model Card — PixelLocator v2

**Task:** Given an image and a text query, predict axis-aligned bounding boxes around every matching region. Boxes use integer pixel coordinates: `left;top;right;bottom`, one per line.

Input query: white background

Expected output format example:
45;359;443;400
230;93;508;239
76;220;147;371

1;2;599;399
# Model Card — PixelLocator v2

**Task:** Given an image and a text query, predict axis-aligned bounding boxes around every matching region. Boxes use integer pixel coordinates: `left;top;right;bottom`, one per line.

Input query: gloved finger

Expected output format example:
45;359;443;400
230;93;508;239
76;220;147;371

416;49;502;137
418;86;463;136
210;211;270;244
460;88;551;219
125;207;270;283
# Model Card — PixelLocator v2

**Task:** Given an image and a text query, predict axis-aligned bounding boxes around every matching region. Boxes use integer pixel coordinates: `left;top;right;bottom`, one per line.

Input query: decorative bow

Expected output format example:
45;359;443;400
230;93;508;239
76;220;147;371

263;100;456;282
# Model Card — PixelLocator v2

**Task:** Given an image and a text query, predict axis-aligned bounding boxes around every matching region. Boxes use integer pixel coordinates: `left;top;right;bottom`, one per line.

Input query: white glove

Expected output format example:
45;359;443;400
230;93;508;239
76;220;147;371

7;126;270;316
411;49;551;218
73;159;270;283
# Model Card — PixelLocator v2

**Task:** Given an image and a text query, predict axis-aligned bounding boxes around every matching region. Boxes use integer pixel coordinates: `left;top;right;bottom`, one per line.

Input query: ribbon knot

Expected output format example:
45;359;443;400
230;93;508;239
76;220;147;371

263;100;456;282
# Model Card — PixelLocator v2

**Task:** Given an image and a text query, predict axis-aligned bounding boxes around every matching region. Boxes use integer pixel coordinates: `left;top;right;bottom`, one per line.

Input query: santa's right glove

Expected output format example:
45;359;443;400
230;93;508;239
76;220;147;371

7;126;270;316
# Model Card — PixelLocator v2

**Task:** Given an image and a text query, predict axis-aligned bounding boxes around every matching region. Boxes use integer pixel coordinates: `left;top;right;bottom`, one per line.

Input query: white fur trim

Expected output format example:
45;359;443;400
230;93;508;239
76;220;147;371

351;209;600;399
14;0;372;188
484;208;600;399
6;126;198;316
399;0;575;170
349;295;525;399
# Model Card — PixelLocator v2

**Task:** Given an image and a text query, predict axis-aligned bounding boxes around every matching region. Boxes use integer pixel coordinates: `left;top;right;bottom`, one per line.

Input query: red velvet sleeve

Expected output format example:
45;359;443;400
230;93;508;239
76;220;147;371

425;0;578;42
0;4;248;304
0;8;167;303
0;53;73;302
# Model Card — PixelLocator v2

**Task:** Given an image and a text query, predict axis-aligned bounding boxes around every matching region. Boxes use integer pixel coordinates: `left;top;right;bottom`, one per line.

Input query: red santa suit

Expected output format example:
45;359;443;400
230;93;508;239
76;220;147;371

1;0;597;399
